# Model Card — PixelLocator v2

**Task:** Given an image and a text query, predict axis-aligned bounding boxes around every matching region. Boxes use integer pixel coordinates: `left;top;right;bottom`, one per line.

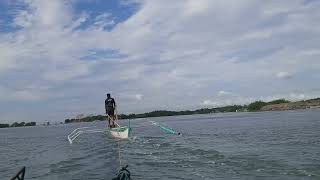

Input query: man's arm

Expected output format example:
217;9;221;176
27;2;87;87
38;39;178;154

112;98;116;109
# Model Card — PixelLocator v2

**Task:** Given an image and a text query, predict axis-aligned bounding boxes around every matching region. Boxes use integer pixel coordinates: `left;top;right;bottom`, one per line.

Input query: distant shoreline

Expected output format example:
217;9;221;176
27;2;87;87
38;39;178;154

0;122;36;129
64;98;320;124
261;98;320;111
2;99;319;128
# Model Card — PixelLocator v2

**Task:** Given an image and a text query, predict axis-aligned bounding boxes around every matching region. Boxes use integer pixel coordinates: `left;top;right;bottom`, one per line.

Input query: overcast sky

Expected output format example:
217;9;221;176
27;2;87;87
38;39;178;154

0;0;320;123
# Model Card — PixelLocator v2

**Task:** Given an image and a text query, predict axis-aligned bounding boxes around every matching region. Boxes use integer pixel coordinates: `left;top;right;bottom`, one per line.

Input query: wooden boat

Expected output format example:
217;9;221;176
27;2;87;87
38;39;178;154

67;120;131;144
110;124;130;139
107;110;131;139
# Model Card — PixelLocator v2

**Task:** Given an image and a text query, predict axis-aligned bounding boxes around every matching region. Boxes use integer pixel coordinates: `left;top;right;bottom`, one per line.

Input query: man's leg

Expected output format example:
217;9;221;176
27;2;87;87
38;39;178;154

108;117;111;128
111;109;115;128
107;110;112;128
111;116;115;128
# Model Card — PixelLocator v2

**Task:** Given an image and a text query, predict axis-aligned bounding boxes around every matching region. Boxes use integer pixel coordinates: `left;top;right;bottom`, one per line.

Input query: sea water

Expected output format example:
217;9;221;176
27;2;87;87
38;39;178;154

1;109;320;179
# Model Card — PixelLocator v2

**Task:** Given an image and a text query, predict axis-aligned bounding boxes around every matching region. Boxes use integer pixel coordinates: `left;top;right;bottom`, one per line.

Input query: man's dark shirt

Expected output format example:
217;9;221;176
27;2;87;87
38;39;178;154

105;97;115;112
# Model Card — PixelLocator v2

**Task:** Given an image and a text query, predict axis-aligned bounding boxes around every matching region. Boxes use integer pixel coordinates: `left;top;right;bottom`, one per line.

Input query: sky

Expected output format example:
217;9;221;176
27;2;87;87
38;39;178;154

0;0;320;123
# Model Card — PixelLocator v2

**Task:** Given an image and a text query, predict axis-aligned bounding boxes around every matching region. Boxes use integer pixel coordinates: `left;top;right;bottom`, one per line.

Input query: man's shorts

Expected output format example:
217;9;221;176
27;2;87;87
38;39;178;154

107;109;115;116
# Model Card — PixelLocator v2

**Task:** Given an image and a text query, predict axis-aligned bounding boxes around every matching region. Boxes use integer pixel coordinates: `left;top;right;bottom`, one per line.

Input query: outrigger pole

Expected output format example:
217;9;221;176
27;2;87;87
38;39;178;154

68;108;123;144
150;121;181;135
67;127;107;144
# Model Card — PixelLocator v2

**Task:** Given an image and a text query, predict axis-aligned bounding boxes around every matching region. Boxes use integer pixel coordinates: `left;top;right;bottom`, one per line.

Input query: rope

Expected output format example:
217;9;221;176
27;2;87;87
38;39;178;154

110;106;132;179
117;140;122;168
113;140;132;180
113;118;131;180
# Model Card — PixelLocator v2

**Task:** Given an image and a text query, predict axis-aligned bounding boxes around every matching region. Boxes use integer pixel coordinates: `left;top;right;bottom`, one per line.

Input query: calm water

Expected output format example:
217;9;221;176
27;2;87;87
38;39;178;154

1;109;320;180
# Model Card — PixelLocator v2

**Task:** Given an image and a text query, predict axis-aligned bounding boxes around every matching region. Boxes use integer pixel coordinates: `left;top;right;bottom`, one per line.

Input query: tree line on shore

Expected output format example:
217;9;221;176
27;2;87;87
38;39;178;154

64;99;291;124
0;122;36;128
3;98;315;127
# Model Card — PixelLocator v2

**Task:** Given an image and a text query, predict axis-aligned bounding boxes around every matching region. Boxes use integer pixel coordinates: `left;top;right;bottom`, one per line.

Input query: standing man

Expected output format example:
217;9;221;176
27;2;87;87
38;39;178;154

105;93;116;128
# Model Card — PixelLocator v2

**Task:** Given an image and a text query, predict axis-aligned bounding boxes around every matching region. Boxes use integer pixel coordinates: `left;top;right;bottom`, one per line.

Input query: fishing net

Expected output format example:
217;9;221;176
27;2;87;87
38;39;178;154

112;165;132;180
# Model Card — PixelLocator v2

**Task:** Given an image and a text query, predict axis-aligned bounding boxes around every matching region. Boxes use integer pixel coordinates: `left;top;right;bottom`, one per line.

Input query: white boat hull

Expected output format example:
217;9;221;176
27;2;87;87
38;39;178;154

67;120;131;143
109;127;129;139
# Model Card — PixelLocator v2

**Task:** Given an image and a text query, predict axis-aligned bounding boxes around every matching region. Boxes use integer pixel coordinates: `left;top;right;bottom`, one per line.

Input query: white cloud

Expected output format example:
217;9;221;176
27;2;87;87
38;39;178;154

135;94;143;101
289;93;306;100
184;0;210;16
202;100;219;106
116;93;144;103
0;0;320;122
93;13;115;30
200;91;320;108
299;49;320;56
276;72;293;79
218;91;232;96
13;10;34;28
0;86;46;102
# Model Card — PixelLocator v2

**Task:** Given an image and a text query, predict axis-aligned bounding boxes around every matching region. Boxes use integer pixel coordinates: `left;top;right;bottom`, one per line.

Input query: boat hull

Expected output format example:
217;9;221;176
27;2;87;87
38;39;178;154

109;126;129;139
